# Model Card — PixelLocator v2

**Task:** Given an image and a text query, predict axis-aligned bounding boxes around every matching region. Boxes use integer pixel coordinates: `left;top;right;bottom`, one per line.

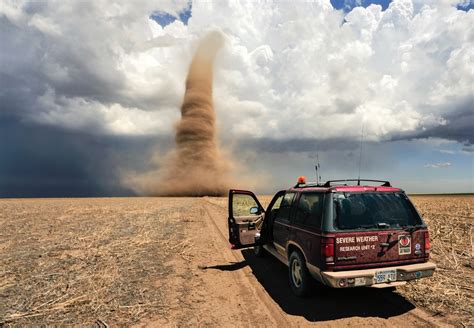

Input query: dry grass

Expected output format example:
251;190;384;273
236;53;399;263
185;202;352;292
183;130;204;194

0;198;195;326
398;196;473;327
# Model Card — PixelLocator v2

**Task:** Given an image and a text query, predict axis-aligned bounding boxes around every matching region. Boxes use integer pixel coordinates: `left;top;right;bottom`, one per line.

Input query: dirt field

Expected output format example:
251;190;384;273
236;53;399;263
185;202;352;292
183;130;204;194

399;196;473;326
0;195;472;327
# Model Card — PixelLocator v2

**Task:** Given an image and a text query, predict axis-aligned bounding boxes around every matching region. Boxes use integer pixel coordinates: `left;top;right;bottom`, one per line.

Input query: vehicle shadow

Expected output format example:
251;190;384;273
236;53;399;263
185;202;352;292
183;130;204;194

240;249;416;322
203;261;248;271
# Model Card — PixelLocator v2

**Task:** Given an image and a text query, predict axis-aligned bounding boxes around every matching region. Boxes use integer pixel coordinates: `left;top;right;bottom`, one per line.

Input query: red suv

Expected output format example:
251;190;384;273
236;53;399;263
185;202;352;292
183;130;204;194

228;178;436;296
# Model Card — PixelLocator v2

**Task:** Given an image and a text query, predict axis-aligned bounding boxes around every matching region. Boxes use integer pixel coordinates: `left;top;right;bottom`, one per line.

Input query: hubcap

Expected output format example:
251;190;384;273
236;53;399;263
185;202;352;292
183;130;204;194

292;260;302;287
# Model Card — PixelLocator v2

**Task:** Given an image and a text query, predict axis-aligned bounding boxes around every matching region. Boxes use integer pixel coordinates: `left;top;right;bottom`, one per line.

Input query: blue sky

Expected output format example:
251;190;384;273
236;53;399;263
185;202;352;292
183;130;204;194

330;0;392;12
457;0;474;10
330;0;474;12
151;2;192;27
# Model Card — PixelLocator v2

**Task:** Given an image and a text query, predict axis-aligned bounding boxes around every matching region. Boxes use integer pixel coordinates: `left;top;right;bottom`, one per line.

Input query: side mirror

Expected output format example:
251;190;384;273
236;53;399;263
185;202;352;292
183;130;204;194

250;206;259;215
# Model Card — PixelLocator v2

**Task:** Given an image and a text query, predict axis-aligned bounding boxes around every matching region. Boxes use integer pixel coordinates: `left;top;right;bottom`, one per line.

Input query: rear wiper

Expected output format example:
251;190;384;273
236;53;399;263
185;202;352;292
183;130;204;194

377;222;390;229
400;225;423;232
358;224;377;229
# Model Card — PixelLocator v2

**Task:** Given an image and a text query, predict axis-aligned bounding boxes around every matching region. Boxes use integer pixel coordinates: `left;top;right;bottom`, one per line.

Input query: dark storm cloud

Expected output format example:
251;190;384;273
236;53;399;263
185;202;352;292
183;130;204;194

418;110;474;145
0;14;129;113
0;18;45;117
462;146;474;153
1;9;177;120
390;98;474;145
0;5;182;197
0;117;166;197
0;6;179;197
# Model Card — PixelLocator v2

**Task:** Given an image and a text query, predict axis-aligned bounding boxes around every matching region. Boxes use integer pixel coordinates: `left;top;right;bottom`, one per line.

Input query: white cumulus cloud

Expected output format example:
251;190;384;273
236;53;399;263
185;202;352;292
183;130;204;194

424;162;452;168
0;0;472;144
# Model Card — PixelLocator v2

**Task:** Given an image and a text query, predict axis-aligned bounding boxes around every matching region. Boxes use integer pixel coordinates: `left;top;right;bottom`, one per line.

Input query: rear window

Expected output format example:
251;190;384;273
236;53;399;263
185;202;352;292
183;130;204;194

333;192;422;230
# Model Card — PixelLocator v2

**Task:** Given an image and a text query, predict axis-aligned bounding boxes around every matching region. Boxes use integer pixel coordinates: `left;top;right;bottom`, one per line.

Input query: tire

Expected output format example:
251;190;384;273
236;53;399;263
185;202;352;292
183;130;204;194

254;245;266;257
288;251;312;297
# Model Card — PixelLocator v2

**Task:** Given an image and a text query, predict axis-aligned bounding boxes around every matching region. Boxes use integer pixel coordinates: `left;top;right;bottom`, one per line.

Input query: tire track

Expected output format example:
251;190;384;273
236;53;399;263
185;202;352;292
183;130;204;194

201;199;291;327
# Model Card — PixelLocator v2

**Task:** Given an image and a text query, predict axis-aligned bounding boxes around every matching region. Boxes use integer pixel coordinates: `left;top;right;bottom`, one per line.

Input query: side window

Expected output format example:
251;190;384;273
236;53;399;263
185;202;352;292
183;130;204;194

275;192;296;222
294;195;307;225
294;193;324;229
271;195;284;211
266;193;284;222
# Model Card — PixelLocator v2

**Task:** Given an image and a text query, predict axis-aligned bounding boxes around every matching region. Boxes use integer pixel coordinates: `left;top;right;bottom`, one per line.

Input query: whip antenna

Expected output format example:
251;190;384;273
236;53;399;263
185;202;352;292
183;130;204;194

357;121;365;186
315;153;322;185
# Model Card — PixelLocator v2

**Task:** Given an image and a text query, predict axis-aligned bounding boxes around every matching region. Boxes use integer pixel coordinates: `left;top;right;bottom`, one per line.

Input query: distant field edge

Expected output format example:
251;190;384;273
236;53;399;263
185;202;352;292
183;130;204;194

0;193;473;200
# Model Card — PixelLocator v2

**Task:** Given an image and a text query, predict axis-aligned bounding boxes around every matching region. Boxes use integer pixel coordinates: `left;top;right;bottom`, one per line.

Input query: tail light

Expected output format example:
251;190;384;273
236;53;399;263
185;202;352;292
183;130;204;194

424;231;431;255
321;237;335;263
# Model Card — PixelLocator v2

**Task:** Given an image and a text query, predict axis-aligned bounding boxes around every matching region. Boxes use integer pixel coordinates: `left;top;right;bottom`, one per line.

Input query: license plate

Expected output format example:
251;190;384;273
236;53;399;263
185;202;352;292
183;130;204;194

375;270;397;283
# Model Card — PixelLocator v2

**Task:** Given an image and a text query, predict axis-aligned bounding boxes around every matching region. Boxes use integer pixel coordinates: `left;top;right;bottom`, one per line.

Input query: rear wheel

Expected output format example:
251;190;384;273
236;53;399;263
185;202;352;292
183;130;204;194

288;251;311;297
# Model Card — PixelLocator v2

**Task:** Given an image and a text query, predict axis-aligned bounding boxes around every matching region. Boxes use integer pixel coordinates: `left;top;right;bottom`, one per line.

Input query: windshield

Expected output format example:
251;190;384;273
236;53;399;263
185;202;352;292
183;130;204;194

333;192;422;230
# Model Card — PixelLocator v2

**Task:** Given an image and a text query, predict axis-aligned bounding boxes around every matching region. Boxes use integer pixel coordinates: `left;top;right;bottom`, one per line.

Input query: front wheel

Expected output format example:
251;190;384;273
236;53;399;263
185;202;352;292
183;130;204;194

288;251;311;297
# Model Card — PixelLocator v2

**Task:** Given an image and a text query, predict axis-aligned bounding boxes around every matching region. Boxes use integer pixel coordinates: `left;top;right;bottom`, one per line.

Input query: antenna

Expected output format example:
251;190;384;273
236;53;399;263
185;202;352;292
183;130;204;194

315;165;318;185
315;153;322;185
357;120;365;186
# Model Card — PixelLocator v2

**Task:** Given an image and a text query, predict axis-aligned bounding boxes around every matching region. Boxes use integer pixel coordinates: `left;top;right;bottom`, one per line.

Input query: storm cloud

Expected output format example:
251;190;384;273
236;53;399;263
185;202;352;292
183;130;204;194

0;117;165;197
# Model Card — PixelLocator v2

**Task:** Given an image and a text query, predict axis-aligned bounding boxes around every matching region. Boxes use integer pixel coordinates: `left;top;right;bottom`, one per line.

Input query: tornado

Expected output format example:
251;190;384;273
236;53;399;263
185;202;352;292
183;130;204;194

151;32;232;196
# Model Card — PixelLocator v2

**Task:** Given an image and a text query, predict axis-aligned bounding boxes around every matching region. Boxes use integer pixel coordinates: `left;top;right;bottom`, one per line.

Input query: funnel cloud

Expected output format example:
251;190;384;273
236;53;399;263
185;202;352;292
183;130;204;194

128;32;233;196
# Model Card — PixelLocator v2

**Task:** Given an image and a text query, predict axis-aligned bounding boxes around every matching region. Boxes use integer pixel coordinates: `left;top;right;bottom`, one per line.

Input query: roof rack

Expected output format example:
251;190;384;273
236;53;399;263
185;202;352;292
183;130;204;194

322;179;391;187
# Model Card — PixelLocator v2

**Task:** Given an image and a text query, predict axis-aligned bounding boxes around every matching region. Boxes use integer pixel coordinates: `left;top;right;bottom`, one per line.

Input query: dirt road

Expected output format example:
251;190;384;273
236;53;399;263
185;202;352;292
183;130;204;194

141;198;447;327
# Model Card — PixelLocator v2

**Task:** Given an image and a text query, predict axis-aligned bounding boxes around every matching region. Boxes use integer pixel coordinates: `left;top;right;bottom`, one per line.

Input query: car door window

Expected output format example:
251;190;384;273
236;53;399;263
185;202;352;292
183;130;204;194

232;193;260;217
275;192;296;222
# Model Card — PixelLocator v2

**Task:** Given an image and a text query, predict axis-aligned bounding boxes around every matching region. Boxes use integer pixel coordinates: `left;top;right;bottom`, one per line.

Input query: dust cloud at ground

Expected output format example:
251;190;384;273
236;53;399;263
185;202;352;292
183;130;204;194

126;31;236;196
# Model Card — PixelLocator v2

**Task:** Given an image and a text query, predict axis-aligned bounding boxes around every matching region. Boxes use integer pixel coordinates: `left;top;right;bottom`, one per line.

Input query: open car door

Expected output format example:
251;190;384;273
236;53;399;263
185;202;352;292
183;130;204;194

228;189;265;249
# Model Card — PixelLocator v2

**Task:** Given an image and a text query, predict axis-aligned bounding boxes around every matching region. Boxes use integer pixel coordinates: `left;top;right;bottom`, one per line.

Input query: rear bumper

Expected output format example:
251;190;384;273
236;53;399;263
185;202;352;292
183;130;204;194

320;262;436;288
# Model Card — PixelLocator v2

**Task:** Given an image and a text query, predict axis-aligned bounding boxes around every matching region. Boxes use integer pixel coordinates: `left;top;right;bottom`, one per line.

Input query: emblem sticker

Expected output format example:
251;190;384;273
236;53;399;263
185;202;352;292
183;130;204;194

414;243;422;255
398;235;411;255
